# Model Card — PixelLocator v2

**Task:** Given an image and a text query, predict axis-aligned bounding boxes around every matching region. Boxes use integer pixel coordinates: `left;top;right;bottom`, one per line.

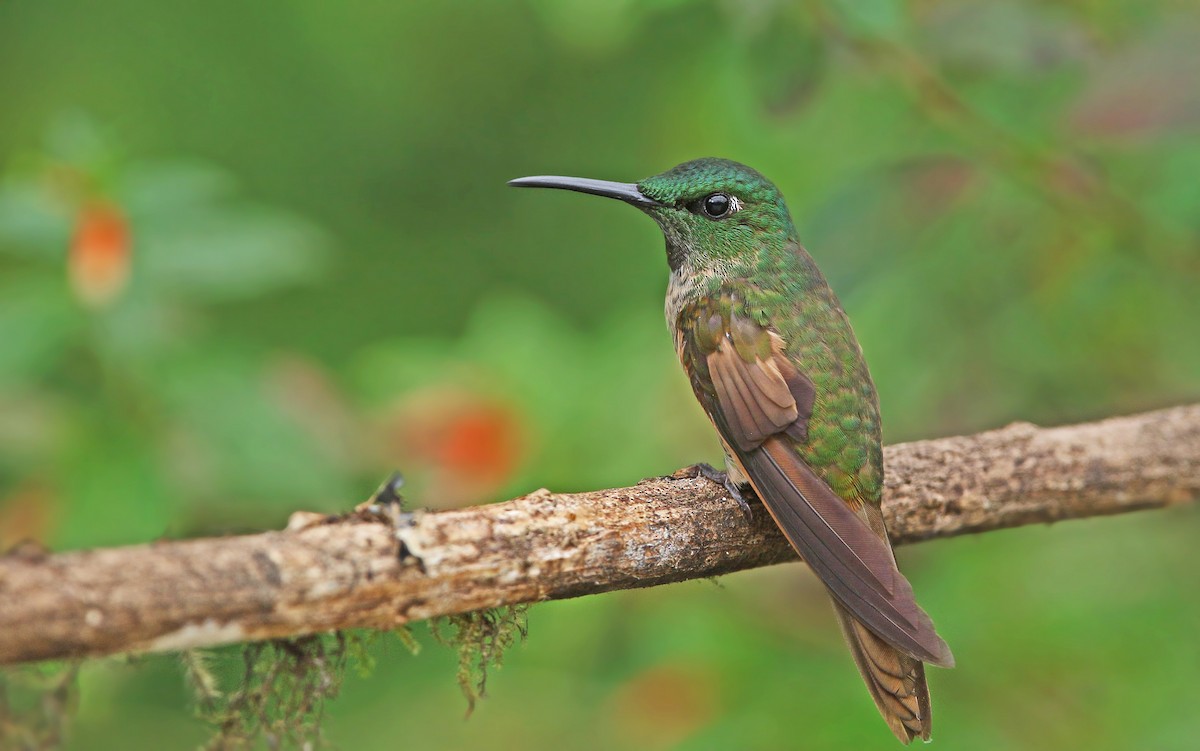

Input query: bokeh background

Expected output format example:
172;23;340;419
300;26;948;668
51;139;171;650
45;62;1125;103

2;1;1199;749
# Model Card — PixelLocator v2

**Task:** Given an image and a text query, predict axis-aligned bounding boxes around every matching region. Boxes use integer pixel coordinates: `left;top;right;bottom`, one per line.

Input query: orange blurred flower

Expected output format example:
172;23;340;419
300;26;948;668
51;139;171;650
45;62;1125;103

69;201;131;308
385;388;524;508
0;482;57;549
607;662;720;750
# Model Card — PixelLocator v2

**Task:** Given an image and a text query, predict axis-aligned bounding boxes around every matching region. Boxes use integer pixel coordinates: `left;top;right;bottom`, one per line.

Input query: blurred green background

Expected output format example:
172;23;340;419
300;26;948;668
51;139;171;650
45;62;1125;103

1;0;1198;749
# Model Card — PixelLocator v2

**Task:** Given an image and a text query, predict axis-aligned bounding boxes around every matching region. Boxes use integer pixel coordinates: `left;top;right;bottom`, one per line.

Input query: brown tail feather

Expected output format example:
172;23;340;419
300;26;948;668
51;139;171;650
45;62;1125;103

833;601;932;744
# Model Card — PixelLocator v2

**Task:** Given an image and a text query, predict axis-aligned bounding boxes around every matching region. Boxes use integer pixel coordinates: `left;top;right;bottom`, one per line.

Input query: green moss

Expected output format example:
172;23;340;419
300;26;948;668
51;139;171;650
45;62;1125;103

184;634;352;750
429;605;529;716
393;626;421;658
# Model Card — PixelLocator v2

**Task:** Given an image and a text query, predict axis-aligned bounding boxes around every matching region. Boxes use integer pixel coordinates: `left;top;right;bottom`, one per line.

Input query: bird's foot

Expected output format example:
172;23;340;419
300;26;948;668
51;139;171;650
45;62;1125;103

679;463;756;523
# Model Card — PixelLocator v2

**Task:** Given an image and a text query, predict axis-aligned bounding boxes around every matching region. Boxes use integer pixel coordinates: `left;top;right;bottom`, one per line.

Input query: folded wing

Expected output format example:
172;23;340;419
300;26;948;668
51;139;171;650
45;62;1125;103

681;301;953;668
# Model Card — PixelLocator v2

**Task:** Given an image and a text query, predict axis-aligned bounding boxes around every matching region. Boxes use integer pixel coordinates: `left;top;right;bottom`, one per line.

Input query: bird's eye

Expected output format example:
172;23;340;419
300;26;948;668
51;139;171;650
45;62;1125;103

700;192;731;219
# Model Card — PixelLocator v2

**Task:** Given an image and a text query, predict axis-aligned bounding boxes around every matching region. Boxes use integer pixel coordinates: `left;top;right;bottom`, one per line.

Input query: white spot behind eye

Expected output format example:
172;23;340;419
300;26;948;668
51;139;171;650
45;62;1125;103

728;196;744;213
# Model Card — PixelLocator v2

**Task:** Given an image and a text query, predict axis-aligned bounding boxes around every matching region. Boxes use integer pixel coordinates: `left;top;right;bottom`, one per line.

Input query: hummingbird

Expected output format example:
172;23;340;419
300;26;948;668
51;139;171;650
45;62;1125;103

510;158;954;742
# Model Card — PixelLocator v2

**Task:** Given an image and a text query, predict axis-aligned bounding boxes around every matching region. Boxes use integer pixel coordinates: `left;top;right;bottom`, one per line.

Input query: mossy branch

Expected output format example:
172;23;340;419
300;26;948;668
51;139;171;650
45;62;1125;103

1;405;1198;667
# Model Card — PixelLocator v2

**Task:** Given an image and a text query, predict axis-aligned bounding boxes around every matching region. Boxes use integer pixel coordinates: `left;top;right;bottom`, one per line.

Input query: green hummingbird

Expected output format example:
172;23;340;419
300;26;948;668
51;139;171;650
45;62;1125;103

510;158;954;743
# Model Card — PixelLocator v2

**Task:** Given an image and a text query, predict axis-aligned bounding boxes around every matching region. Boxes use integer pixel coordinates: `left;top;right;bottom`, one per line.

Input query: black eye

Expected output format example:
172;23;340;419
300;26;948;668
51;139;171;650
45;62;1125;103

701;192;731;218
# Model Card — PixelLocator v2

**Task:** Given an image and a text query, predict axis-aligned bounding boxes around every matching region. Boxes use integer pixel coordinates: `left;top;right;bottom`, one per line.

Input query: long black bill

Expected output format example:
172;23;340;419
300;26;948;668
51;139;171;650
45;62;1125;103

508;175;661;208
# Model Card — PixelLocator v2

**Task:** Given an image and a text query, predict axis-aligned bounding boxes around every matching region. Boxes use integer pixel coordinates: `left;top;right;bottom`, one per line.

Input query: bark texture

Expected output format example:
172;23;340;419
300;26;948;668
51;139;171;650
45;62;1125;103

1;405;1197;666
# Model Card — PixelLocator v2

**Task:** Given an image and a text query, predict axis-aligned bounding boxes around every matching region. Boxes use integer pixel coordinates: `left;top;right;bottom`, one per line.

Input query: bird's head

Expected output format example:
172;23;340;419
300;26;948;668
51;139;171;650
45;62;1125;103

510;158;797;275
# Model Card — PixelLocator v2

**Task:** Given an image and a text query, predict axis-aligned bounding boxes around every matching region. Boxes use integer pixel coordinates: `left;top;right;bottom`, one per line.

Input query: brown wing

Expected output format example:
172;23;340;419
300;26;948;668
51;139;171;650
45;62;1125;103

681;301;953;668
739;437;953;666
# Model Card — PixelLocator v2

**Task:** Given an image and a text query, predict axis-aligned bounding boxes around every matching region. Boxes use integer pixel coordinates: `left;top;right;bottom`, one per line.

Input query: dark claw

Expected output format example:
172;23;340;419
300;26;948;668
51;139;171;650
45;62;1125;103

726;481;755;523
679;463;756;523
664;462;716;481
689;461;726;483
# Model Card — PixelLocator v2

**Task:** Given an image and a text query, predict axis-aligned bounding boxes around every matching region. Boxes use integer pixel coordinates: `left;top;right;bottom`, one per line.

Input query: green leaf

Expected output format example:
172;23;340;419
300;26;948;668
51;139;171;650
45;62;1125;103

0;276;79;384
137;209;326;301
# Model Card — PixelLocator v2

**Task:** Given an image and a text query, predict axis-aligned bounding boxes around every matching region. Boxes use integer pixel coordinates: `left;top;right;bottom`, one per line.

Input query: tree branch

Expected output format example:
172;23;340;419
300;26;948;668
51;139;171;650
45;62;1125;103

2;405;1197;666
